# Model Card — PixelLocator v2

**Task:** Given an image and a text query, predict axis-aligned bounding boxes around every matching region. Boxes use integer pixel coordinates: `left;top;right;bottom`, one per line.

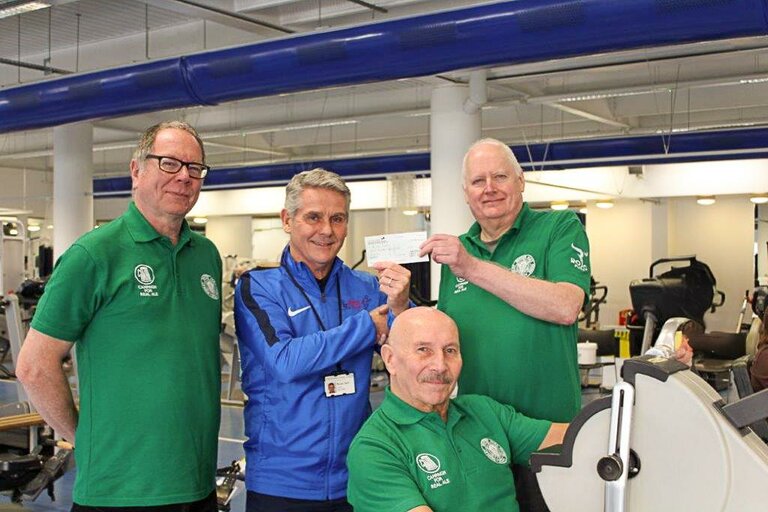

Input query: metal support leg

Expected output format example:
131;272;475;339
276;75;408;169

599;381;636;512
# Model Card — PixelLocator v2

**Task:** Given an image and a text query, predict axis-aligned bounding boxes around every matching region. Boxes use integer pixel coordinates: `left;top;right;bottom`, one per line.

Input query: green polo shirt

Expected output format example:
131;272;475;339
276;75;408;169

347;388;550;512
438;203;590;423
32;202;222;506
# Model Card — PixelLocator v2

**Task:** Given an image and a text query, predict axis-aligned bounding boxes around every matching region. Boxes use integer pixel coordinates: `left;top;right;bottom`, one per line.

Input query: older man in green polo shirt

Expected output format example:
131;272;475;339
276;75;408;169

347;307;567;512
419;138;591;512
17;121;222;511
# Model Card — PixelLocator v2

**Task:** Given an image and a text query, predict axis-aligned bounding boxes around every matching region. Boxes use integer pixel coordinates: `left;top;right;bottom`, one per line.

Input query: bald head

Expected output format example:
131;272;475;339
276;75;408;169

383;307;462;419
388;307;459;349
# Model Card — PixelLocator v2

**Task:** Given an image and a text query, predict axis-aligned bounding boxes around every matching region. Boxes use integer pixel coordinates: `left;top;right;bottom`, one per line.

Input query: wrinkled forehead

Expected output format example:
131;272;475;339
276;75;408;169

465;146;516;177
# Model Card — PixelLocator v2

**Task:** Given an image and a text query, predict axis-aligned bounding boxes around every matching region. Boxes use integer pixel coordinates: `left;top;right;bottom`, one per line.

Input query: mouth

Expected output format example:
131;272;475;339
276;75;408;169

311;240;336;248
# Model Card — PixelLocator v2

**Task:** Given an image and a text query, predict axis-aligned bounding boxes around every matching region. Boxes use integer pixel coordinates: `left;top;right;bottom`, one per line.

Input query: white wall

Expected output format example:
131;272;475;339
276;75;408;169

586;196;754;332
667;196;754;332
206;215;253;262
586;199;658;327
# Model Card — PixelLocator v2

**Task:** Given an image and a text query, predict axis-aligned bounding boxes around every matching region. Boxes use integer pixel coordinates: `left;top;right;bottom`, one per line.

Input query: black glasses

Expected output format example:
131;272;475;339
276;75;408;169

145;154;210;179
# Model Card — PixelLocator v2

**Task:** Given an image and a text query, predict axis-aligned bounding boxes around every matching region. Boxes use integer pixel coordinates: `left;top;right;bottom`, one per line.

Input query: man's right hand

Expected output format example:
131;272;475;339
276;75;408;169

420;234;477;279
370;304;390;345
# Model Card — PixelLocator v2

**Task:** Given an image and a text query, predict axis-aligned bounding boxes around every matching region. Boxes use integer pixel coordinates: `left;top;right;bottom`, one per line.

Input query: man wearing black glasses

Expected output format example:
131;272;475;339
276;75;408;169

17;121;222;512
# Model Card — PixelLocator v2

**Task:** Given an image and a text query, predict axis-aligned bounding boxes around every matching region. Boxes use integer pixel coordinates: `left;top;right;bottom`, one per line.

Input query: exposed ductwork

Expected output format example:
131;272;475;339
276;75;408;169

2;0;768;134
93;127;768;196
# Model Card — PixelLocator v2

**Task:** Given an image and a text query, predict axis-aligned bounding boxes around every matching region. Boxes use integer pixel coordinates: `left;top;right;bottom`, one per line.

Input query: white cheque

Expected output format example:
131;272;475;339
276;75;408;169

365;231;429;266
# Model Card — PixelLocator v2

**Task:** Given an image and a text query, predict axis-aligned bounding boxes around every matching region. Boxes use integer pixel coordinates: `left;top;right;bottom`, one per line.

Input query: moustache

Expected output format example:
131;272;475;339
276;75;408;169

418;371;452;385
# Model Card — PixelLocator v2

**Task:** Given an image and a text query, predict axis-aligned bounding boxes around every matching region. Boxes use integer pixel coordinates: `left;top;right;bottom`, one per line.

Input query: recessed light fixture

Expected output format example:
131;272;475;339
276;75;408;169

27;225;41;232
193;217;208;225
595;200;614;209
0;1;49;20
550;201;569;211
402;209;419;216
696;196;716;206
750;194;768;204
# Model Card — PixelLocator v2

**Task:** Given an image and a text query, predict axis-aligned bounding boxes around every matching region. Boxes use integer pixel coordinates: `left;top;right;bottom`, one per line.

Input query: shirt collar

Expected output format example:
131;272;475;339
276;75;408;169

124;201;193;247
380;386;460;427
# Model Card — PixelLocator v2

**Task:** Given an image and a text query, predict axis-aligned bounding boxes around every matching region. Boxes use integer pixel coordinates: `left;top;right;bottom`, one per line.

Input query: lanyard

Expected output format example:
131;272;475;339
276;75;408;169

284;264;343;331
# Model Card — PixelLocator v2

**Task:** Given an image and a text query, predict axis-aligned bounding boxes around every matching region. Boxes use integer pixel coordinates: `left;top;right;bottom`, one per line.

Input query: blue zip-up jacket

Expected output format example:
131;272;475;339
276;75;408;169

234;245;387;500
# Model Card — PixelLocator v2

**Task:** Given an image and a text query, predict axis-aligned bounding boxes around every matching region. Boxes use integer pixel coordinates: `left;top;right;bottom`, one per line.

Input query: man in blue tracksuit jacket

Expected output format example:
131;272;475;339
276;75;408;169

235;168;412;512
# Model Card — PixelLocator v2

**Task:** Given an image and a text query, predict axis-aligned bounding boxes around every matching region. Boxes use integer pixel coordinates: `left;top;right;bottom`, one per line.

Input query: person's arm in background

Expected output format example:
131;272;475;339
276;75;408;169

16;329;78;443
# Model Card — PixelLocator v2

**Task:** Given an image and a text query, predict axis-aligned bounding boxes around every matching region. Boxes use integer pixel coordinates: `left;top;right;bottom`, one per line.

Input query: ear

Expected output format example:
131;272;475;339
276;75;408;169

280;209;291;233
380;344;395;375
130;159;141;186
518;171;525;193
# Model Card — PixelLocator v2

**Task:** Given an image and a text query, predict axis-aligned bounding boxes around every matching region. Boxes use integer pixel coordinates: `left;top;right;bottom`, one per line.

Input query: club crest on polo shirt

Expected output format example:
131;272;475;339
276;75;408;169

570;243;589;272
454;276;468;295
511;254;535;277
480;438;508;464
200;274;219;300
416;453;451;489
134;264;158;297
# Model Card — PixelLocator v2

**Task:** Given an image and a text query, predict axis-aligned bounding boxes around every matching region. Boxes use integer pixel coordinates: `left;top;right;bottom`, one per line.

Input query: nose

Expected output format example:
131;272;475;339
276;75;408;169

173;163;194;182
317;217;333;235
482;176;497;193
428;351;449;372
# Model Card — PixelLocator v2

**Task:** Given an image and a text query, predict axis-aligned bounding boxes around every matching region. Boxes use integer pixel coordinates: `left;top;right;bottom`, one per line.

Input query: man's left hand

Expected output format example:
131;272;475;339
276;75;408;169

372;262;411;316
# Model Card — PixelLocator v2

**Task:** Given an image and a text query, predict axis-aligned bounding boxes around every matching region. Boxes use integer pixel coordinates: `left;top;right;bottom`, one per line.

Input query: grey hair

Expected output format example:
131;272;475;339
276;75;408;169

461;138;523;183
284;168;351;217
132;121;206;167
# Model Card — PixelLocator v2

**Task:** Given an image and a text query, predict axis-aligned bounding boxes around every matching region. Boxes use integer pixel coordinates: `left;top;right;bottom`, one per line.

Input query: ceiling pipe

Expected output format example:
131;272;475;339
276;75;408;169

2;0;768;134
92;126;768;196
463;69;487;114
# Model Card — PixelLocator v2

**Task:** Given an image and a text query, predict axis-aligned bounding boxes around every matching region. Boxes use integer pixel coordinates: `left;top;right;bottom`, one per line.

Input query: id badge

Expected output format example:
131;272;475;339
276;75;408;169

324;372;356;397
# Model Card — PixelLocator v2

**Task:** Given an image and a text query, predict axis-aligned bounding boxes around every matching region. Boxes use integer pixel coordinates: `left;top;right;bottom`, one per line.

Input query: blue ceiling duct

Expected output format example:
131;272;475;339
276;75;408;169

93;127;768;197
2;0;768;133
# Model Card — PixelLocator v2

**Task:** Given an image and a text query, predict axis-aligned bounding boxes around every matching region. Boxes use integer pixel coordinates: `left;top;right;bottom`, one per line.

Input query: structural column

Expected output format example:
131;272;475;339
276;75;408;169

429;84;482;300
53;122;93;260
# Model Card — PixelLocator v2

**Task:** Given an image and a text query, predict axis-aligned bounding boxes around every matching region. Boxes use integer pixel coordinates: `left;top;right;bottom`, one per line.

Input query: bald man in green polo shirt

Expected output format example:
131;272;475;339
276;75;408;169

347;307;567;512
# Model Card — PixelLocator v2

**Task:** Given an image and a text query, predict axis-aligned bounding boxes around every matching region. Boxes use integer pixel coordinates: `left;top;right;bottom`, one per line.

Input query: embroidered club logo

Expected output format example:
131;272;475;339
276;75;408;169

135;264;158;297
200;274;219;300
454;276;468;295
570;243;589;272
511;254;536;277
135;264;155;285
416;452;452;489
480;438;508;464
416;453;441;474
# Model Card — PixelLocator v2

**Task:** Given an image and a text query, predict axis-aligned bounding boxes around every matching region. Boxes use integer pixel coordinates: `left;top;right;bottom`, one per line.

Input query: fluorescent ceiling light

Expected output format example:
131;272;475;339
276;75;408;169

550;201;569;211
402;209;419;216
193;217;208;225
558;89;663;103
595;200;614;209
27;224;41;232
750;194;768;204
696;196;716;206
0;1;49;20
740;77;768;84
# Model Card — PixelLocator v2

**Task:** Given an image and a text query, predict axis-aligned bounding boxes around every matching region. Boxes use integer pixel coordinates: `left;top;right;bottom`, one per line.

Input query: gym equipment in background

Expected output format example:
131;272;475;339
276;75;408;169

532;356;768;512
628;256;724;356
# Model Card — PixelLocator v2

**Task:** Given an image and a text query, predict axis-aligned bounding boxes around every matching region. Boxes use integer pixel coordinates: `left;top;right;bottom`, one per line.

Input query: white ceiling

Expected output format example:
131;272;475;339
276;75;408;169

2;0;768;179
